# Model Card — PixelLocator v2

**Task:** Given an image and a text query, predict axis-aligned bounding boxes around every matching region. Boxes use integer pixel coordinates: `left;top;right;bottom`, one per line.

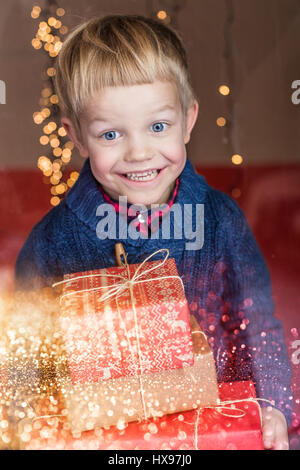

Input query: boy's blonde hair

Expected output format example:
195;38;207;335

54;14;197;141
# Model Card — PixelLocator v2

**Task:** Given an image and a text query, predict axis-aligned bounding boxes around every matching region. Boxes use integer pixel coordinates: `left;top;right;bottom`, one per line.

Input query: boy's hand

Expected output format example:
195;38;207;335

261;406;289;450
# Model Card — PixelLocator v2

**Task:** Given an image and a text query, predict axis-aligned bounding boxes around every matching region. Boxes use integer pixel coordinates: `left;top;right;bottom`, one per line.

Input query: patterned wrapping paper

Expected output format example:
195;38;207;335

58;257;194;384
58;315;219;432
21;381;263;450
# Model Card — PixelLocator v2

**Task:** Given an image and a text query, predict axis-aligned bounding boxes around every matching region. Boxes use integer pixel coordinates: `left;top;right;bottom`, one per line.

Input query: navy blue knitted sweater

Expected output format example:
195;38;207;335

15;158;293;425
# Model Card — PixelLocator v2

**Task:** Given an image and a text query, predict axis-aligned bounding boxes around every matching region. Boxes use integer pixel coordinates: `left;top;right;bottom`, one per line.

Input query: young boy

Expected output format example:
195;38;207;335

15;14;292;449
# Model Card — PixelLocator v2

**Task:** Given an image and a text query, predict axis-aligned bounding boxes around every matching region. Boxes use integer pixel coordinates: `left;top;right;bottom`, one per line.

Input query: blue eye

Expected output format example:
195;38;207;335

152;122;168;132
102;130;119;140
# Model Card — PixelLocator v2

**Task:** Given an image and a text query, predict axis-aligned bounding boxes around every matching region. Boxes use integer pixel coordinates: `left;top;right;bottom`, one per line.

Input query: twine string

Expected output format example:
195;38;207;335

52;248;187;421
53;248;185;305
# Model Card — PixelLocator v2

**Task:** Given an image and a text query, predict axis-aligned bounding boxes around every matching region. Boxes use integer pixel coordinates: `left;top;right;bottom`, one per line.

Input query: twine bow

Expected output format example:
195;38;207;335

183;395;274;450
52;248;185;305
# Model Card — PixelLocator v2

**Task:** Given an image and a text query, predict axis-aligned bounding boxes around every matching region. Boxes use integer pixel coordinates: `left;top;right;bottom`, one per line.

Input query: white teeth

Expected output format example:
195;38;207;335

125;169;158;181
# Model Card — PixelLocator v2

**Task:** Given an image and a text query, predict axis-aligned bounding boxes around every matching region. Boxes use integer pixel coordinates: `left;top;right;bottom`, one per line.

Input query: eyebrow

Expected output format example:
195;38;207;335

90;104;176;123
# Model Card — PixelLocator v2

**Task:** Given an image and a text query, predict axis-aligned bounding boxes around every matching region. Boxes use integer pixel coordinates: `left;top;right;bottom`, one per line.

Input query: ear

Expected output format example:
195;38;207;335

60;116;89;158
184;99;199;144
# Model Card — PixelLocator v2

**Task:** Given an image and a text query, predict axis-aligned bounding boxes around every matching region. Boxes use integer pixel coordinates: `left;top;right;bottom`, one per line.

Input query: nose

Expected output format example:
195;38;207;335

123;135;155;163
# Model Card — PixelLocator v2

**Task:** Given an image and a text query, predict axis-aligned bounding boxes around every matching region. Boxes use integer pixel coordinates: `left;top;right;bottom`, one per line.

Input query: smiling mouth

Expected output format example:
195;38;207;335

121;168;163;181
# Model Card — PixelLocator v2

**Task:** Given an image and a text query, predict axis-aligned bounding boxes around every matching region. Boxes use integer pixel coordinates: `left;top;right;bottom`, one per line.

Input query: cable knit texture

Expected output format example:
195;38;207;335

15;157;293;425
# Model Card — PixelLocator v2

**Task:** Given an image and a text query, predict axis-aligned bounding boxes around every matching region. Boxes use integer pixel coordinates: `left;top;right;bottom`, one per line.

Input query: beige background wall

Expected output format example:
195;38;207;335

0;0;300;168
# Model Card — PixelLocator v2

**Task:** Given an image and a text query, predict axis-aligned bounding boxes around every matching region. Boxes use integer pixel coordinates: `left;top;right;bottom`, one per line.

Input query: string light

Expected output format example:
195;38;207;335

216;117;227;127
31;2;73;206
218;85;230;96
231;154;243;165
231;188;241;198
157;10;167;20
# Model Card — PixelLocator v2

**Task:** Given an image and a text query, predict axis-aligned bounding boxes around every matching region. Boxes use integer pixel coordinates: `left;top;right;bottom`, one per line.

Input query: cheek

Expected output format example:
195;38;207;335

88;146;118;177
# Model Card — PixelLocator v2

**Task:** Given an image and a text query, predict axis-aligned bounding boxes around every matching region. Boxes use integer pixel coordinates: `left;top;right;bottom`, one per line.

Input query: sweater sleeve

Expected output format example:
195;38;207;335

14;222;59;291
214;192;293;426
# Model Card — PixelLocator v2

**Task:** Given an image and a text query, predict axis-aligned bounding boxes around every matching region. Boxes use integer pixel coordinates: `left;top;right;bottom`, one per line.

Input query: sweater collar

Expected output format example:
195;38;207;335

65;157;208;239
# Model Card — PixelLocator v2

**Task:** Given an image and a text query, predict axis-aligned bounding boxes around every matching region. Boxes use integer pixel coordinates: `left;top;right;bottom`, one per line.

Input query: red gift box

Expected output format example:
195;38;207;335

57;255;194;384
22;381;264;450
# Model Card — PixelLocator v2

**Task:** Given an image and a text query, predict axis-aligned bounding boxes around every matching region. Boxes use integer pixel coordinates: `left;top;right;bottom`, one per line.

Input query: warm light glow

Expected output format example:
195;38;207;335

67;178;75;187
62;148;71;158
64;141;75;150
50;94;59;104
157;10;167;20
231;154;243;165
39;22;48;30
58;127;67;137
33;112;43;124
37;156;51;172
41;88;52;98
31;6;41;19
55;183;67;195
39;98;49;106
218;85;230;96
43;125;51;135
61;154;71;164
50;196;60;206
53;148;62;157
47;67;56;77
50;138;60;148
31;38;42;49
41;108;51;118
56;8;65;17
70;171;79;181
53;20;62;29
48;122;57;132
59;26;68;35
40;136;49;145
48;17;57;27
52;160;62;171
231;188;242;198
216;117;227;127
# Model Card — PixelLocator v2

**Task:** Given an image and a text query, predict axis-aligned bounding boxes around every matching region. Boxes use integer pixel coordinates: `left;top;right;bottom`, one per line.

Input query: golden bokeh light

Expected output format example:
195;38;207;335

58;127;67;137
39;21;48;30
59;26;68;35
50;196;60;206
55;183;67;195
218;85;230;96
32;7;71;203
231;188;242;198
31;6;41;19
157;10;167;20
53;20;62;29
50;138;60;148
37;156;51;171
53;148;62;157
231;154;243;165
43;125;51;135
47;67;56;77
64;141;75;150
40;135;49;145
41;108;51;118
216;116;227;127
41;88;52;98
33;112;44;125
48;17;57;27
62;148;71;158
56;8;65;17
48;122;57;132
31;38;42;50
50;94;59;104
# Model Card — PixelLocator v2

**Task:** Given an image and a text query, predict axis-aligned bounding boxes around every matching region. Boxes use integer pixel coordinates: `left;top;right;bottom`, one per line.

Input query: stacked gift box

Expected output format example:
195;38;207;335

7;248;264;449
